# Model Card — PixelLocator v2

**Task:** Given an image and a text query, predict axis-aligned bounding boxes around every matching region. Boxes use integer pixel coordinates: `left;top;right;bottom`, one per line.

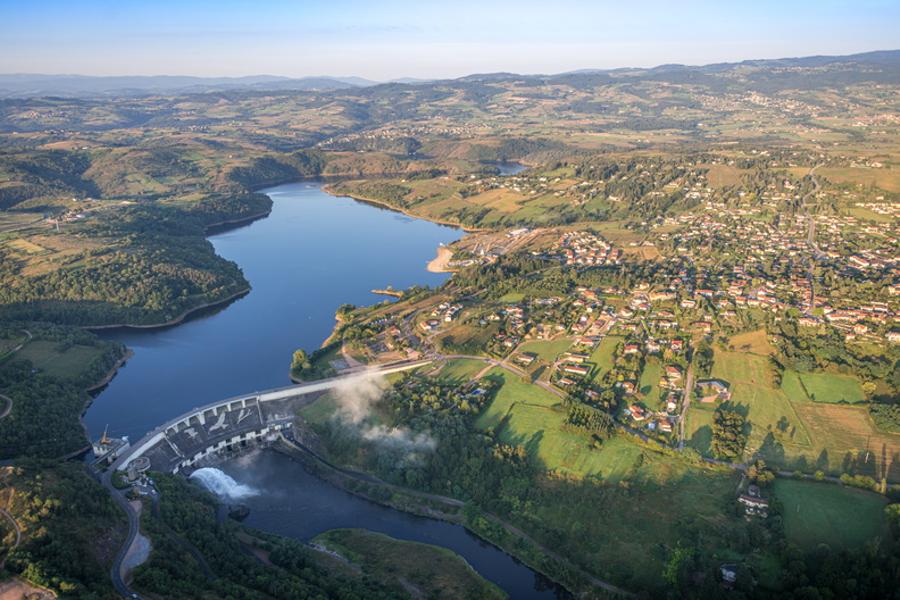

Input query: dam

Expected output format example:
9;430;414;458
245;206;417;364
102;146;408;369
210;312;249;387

110;360;430;474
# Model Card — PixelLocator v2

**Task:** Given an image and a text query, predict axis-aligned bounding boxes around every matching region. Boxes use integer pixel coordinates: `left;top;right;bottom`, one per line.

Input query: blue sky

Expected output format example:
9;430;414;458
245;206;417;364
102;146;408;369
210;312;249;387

2;0;898;79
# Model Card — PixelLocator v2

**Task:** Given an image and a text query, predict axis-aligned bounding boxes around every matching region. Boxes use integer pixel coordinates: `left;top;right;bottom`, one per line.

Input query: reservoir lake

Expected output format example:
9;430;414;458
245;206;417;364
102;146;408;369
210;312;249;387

85;170;565;598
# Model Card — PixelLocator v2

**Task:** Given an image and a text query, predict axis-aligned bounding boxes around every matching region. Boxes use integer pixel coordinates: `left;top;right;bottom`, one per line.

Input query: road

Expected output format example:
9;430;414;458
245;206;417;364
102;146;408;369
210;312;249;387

0;394;11;421
100;469;141;599
678;364;694;450
0;329;32;422
0;507;21;568
802;165;822;309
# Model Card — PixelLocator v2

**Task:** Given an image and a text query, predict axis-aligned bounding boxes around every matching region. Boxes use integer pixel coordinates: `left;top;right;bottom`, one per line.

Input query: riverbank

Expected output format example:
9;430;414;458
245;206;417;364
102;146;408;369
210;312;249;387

274;436;625;597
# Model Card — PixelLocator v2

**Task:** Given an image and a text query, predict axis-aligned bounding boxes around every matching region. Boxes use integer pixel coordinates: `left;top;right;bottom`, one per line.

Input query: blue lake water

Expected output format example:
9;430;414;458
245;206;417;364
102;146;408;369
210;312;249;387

85;173;563;598
85;181;460;441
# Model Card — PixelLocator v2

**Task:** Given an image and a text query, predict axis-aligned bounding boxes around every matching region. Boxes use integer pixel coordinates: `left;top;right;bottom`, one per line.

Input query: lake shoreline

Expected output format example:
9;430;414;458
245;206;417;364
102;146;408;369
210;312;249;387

85;287;250;332
320;183;485;233
85;348;135;393
426;245;456;273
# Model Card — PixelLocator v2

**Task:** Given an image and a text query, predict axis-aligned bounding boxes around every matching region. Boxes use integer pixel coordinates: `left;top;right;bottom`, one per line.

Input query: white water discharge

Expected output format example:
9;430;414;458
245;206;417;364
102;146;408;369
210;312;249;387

190;467;259;500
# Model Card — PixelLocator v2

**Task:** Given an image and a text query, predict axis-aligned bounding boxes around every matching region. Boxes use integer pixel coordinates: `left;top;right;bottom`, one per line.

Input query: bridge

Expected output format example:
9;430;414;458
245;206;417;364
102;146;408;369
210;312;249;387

109;359;431;475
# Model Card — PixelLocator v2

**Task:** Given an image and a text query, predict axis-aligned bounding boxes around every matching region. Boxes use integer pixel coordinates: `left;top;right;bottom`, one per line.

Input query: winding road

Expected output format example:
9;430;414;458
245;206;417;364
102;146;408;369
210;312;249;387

0;507;21;568
0;329;32;423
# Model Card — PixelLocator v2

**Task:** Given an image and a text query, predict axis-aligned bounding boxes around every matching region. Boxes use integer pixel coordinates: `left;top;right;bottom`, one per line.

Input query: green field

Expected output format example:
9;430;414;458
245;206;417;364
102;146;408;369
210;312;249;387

773;479;887;549
712;350;813;450
497;292;525;303
685;405;716;454
525;464;743;593
13;340;107;380
475;367;559;430
588;335;621;382
638;357;663;409
313;528;506;600
517;337;573;362
436;357;489;383
793;371;866;404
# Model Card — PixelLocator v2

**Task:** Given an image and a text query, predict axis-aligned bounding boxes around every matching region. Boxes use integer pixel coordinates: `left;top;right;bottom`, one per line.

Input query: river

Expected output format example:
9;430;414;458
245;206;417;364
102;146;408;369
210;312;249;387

85;168;564;598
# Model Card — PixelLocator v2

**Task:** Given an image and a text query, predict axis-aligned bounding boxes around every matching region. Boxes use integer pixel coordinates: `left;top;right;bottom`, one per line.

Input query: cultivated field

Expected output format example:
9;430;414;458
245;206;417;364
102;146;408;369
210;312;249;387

475;368;559;431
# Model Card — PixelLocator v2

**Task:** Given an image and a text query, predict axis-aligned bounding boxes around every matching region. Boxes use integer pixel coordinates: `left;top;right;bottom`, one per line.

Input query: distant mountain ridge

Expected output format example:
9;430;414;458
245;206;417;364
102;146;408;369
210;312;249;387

0;49;897;98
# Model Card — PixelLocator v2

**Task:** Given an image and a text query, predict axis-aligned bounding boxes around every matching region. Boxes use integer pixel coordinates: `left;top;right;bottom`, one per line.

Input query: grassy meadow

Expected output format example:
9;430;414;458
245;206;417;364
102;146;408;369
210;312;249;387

773;479;887;549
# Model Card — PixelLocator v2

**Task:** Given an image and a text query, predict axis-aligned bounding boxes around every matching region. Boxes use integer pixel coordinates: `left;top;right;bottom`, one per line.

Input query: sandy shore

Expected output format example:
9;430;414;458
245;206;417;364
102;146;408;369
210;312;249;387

427;245;454;273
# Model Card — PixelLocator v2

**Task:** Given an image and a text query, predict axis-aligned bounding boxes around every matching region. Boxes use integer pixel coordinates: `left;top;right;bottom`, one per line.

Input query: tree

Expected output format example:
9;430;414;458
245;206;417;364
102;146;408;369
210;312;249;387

663;544;695;590
711;407;746;460
886;504;900;537
290;349;311;374
747;459;774;485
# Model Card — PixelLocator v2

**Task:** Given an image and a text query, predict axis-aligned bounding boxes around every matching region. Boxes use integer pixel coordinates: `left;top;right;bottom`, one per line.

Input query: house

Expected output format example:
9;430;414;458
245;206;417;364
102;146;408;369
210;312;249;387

670;339;684;352
720;564;738;586
419;319;440;332
628;404;646;421
665;366;683;381
515;353;537;366
620;381;636;394
623;343;641;355
649;290;676;302
658;420;673;433
888;330;900;344
562;364;590;377
564;352;591;364
798;315;819;327
738;486;769;517
692;321;713;333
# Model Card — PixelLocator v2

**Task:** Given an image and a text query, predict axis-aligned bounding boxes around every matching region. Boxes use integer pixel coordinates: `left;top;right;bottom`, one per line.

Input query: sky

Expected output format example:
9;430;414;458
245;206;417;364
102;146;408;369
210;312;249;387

1;0;898;80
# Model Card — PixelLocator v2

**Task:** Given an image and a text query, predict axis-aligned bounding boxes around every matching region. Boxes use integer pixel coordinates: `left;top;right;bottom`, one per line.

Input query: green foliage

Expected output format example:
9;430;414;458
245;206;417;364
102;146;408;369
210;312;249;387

135;473;396;599
1;460;124;598
0;324;125;459
886;503;900;537
870;399;900;433
694;340;714;378
290;349;311;376
710;407;747;460
0;205;250;326
662;544;695;588
564;402;614;437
